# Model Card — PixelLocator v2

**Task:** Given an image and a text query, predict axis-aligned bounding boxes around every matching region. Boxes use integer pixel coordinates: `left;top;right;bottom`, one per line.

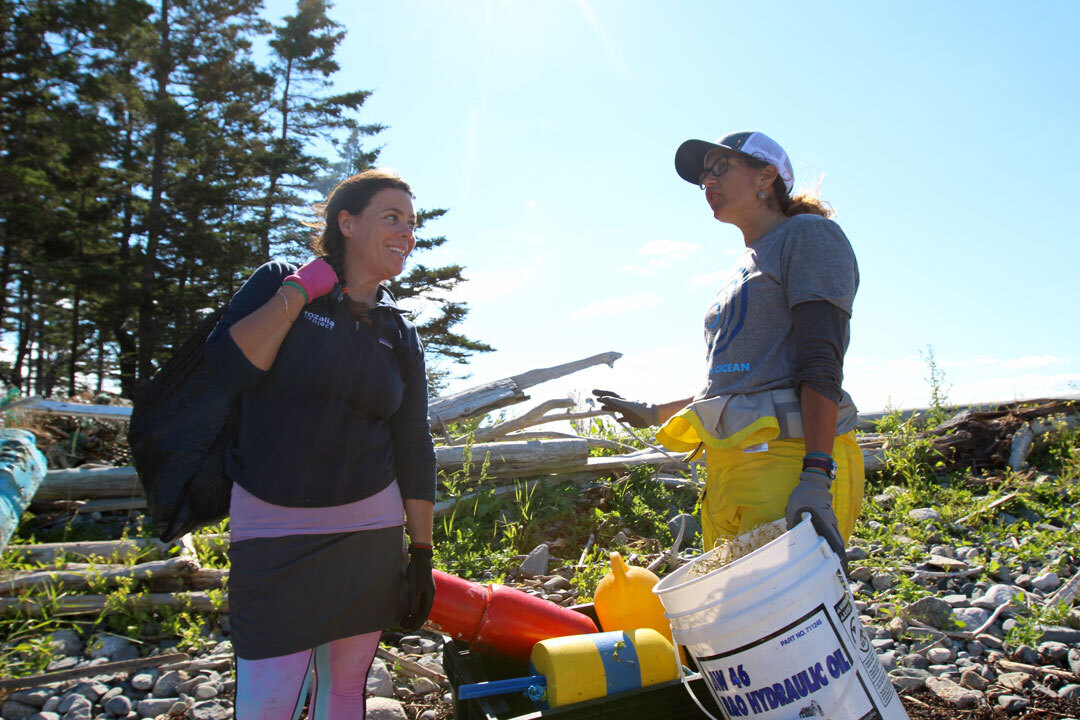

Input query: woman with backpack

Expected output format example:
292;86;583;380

594;132;863;568
205;169;437;719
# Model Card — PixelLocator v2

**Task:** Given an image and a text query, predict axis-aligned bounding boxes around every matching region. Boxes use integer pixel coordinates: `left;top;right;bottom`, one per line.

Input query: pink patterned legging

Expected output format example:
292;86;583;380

235;631;381;719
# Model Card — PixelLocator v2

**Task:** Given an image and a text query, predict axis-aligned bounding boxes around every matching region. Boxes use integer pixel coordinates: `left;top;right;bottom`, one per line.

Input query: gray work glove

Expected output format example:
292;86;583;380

591;389;660;429
786;470;848;574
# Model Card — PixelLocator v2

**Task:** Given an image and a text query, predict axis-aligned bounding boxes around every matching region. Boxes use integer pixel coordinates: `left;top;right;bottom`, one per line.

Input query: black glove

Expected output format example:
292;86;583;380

591;389;660;429
786;469;848;574
400;543;435;632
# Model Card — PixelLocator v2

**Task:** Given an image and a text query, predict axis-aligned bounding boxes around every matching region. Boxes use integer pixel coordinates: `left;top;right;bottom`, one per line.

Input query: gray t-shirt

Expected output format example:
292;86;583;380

698;214;859;400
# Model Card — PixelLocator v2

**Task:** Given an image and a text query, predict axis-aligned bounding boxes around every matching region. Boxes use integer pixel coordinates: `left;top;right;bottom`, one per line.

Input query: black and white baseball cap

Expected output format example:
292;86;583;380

675;131;795;194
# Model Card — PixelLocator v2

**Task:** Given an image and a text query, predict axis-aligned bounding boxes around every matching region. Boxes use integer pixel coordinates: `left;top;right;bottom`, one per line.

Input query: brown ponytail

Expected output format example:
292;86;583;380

773;176;833;218
739;156;833;219
307;169;414;277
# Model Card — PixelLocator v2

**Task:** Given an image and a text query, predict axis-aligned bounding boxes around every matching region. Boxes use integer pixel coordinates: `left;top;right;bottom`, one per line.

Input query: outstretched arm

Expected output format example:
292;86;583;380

658;397;694;424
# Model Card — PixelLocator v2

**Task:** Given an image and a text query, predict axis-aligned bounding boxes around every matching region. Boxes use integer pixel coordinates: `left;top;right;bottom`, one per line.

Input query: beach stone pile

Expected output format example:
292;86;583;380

496;516;1080;718
6;471;1080;719
1;635;234;720
503;543;584;606
841;524;1080;716
0;631;453;720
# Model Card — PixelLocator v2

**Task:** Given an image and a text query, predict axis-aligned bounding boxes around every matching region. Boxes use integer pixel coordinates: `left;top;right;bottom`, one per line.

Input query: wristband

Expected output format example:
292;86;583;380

408;543;433;561
282;280;309;304
802;454;837;480
275;290;293;324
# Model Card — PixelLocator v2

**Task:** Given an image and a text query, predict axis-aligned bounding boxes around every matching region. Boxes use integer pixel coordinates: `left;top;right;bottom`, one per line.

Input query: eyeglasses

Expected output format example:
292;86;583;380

698;156;733;188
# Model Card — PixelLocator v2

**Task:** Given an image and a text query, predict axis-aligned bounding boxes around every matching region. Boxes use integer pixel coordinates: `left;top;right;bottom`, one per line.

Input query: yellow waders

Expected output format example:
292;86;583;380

657;405;865;550
698;432;864;550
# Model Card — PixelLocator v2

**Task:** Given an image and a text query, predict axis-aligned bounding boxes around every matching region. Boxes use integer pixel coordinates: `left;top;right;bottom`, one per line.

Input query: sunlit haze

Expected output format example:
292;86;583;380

262;0;1080;413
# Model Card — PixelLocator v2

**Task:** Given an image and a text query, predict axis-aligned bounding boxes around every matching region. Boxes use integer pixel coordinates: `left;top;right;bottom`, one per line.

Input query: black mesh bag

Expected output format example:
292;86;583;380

129;307;238;542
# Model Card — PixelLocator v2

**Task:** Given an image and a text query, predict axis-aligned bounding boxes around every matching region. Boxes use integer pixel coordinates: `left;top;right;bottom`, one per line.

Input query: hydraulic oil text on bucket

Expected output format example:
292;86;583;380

697;603;876;719
654;517;907;720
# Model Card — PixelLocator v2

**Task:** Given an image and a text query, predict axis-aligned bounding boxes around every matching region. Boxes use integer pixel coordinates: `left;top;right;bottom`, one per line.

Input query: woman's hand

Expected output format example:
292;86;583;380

282;258;338;304
786;470;847;573
591;389;660;428
400;544;435;631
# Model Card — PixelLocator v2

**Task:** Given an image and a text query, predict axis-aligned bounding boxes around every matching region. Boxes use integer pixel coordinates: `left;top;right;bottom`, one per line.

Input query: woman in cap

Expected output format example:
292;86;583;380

205;168;437;718
594;132;862;564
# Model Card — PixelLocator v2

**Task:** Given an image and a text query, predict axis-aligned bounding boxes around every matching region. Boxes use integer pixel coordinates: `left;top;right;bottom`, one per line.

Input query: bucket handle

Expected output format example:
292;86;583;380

671;638;723;720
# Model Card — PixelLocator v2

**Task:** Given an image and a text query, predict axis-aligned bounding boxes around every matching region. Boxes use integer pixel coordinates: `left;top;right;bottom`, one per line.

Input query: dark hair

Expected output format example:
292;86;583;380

308;169;414;276
737;155;833;219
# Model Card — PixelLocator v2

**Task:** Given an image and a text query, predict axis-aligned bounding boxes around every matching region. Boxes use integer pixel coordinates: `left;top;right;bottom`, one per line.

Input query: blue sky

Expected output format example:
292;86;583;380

265;0;1079;412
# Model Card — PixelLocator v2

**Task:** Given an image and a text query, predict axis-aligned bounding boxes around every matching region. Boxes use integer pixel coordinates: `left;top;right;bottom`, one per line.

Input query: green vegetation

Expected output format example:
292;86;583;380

430;417;699;590
852;404;1080;617
432;459;698;588
2;397;1078;679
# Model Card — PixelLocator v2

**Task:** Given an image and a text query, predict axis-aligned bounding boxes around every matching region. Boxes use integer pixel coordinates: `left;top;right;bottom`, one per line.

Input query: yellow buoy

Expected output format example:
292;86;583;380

529;628;679;707
594;552;675;648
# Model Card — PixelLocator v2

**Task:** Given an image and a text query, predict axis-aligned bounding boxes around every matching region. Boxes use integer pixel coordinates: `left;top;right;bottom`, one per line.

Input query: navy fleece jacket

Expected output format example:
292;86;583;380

205;261;437;507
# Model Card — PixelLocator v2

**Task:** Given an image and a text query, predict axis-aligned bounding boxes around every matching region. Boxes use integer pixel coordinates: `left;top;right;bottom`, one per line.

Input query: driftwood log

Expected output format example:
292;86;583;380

0;556;199;595
0;652;188;691
857;401;1079;475
501;431;638;454
29;497;148;514
35;438;594;499
1046;572;1080;609
15;379;1078;518
34;466;144;501
158;655;233;673
3;537;171;564
3;397;134;419
854;396;1080;431
12;351;625;430
436;438;589;476
31;441;897;502
0;590;224;616
427;351;621;429
376;647;447;684
1;561;225;594
462;398;574;443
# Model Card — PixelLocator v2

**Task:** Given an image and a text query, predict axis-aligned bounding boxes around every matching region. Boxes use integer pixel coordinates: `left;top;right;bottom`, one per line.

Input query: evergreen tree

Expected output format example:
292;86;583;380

0;0;493;397
258;0;380;261
0;0;96;390
131;0;269;389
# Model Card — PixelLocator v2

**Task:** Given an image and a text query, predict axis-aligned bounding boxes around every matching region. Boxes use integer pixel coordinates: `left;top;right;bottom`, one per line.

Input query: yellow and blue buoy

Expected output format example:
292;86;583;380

457;628;680;709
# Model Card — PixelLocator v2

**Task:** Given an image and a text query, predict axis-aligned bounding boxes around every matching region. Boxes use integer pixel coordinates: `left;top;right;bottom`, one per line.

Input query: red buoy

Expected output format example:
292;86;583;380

427;570;597;663
427;570;488;643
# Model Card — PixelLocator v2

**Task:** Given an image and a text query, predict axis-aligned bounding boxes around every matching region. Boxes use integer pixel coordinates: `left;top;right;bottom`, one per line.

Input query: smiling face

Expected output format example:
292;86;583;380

701;149;777;225
338;188;417;299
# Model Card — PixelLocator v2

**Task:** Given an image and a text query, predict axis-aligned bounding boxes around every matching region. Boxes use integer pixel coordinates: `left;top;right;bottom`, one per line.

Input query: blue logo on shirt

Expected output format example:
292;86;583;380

710;362;751;375
706;268;749;353
303;311;335;330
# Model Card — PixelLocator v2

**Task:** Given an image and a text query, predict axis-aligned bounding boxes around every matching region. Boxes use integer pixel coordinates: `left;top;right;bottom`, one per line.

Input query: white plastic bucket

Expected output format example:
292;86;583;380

653;517;908;720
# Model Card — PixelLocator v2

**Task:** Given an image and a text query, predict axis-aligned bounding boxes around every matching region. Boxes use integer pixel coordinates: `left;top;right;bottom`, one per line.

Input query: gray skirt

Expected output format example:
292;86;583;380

227;526;408;659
